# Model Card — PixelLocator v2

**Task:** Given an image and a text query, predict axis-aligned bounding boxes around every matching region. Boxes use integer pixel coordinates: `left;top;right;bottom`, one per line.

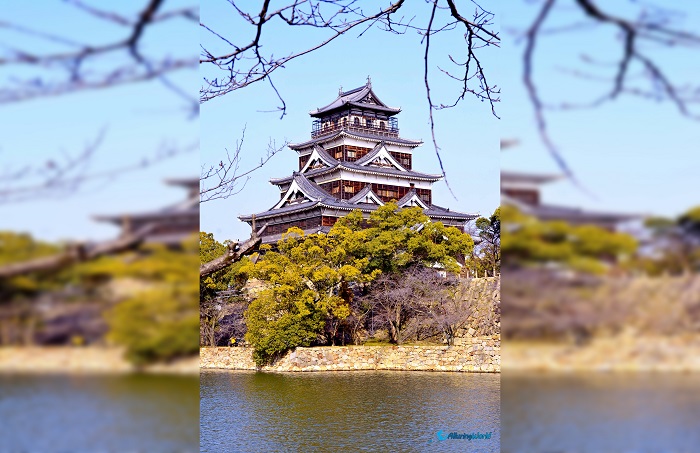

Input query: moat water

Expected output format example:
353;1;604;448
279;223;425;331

0;373;198;452
502;372;700;452
200;370;500;452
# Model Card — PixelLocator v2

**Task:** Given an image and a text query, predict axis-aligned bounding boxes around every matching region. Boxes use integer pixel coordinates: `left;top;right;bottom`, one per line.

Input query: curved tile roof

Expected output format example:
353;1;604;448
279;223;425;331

310;81;401;117
347;184;383;205
242;173;476;222
289;130;422;150
269;162;442;185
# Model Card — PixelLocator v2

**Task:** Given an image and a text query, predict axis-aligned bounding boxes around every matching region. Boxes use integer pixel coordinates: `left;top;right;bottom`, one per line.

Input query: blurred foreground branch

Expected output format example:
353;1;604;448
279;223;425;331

522;0;700;178
0;224;156;279
0;0;197;108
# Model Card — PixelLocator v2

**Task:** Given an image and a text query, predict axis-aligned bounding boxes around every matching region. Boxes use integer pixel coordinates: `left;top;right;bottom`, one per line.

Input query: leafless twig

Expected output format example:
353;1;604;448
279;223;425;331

200;129;287;203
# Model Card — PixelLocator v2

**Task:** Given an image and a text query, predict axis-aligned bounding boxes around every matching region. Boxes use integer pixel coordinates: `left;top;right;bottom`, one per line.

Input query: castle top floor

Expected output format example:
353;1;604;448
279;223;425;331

309;78;402;140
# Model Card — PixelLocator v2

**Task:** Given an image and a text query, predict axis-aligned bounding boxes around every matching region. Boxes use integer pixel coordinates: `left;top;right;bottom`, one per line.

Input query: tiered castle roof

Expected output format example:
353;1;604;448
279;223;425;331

239;79;477;243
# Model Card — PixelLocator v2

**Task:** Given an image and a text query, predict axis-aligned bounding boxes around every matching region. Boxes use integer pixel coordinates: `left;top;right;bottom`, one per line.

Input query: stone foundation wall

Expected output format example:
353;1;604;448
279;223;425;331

0;347;199;374
506;336;700;372
200;337;500;373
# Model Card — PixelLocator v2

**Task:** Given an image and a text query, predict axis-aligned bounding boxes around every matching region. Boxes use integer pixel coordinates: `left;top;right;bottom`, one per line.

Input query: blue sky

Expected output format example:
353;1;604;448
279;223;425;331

502;1;700;219
0;0;198;242
2;1;697;244
200;1;501;242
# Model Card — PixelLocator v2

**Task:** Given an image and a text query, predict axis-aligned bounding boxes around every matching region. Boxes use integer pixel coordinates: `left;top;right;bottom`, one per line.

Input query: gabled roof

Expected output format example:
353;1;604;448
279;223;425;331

310;79;401;117
348;185;384;205
397;189;429;209
289;130;422;150
343;160;440;181
300;145;340;172
241;171;477;224
271;172;334;210
355;141;408;172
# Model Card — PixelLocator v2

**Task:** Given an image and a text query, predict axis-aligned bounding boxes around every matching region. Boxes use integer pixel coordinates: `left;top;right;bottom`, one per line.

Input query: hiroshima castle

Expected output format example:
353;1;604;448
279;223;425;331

240;78;477;243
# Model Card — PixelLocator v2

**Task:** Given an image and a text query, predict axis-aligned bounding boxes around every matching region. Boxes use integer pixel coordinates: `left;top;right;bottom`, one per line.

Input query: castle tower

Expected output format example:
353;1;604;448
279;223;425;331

239;79;476;243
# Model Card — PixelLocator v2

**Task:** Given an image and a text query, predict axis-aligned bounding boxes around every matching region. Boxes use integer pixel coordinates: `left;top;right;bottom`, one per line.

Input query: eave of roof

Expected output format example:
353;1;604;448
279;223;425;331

500;170;563;185
239;200;321;221
531;203;641;222
93;197;198;223
240;194;476;223
269;162;442;185
289;130;422;150
309;83;401;117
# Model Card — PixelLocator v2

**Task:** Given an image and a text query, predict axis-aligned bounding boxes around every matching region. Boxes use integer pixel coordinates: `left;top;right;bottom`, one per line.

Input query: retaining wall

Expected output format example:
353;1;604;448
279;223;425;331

200;337;500;372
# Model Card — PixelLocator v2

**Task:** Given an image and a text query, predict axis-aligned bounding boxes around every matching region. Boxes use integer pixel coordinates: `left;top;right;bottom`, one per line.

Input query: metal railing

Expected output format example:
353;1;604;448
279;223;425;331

312;117;399;139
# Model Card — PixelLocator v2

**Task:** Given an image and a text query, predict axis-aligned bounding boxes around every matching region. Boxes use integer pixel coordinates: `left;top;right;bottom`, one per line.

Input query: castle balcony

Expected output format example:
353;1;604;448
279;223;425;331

312;116;399;139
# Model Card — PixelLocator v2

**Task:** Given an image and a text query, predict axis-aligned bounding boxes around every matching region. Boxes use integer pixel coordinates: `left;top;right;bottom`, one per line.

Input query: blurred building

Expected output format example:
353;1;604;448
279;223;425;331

94;178;199;246
240;78;477;243
501;170;638;230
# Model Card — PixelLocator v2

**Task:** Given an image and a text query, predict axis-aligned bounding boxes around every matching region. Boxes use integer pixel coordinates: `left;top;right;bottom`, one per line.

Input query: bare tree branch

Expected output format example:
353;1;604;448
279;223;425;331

199;236;261;277
200;129;286;203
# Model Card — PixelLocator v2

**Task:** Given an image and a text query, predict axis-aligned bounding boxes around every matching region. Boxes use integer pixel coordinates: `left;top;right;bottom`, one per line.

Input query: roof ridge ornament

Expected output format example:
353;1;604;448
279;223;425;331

366;75;371;88
339;86;343;95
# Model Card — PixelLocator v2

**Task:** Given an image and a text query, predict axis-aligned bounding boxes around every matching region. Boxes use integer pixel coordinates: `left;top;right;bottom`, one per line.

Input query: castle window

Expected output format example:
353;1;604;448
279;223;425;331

380;121;386;130
366;118;373;128
354;117;360;126
378;189;398;198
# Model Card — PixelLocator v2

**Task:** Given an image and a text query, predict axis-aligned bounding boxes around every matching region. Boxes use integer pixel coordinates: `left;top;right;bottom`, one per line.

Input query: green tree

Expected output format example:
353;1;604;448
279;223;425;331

0;231;64;296
335;203;474;274
199;232;252;346
200;232;249;295
469;207;500;276
243;228;370;365
98;235;200;365
243;205;475;363
642;206;700;275
501;205;637;274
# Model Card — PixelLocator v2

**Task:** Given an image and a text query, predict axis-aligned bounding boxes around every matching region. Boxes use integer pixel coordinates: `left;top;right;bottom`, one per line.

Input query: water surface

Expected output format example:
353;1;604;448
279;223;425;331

0;373;199;452
502;372;700;452
201;370;500;452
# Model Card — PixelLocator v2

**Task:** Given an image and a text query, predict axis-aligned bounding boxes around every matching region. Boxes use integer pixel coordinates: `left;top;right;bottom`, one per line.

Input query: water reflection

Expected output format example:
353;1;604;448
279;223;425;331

201;371;500;452
502;372;700;452
0;374;199;452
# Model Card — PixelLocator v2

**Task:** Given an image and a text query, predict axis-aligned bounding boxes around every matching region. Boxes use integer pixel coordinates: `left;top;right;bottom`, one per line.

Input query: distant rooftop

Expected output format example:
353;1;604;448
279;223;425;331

501;170;562;186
